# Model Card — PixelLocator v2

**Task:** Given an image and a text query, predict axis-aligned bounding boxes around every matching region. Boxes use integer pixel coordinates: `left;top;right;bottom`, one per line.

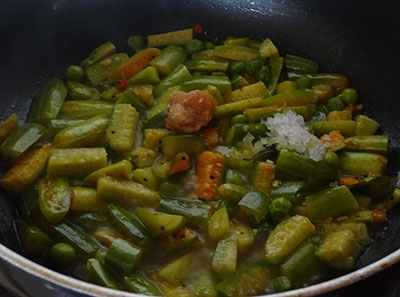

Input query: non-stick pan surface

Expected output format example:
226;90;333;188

1;0;400;296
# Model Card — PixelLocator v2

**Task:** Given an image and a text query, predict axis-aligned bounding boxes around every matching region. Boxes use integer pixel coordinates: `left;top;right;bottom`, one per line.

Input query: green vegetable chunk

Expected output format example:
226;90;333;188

339;151;387;176
162;134;205;157
16;220;53;256
316;230;360;270
123;273;163;296
38;177;70;224
265;215;315;264
159;253;193;286
29;78;67;124
150;45;187;76
105;238;142;273
208;206;230;241
47;147;108;178
87;258;119;289
50;243;76;267
107;103;138;152
212;236;237;279
97;176;160;207
238;191;271;222
136;207;186;237
216;262;271;297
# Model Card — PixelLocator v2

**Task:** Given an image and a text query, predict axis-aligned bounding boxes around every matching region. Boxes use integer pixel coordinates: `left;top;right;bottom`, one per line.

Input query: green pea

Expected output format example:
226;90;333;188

244;59;263;75
66;65;85;82
248;124;267;136
127;35;144;51
340;88;358;105
323;151;339;167
295;75;312;89
186;39;205;55
231;114;248;125
50;243;76;267
269;197;292;220
254;65;271;84
212;71;226;76
204;41;215;50
326;97;345;111
228;61;246;76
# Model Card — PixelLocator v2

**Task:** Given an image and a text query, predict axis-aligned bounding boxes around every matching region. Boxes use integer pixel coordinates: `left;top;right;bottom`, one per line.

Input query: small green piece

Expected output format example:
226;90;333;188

47;147;108;178
150;45;187;76
213;97;263;118
83;160;132;186
316;230;360;270
147;28;193;47
208;206;230;241
123;273;163;296
212;236;237;279
159;253;192;286
107;103;139;152
239;191;271;222
108;204;152;246
262;89;317;107
217;183;249;201
132;166;159;190
355;115;379;136
267;57;284;94
186;39;205;55
29;78;68;124
130;147;158;168
265;215;315;264
182;75;232;94
16;220;53;256
105;238;142;273
232;223;255;254
230;75;249;90
87;258;119;289
229;61;246;76
66;65;85;82
259;39;279;58
186;58;230;72
345;135;388;154
269;197;292;220
155;65;191;97
244;59;263;75
39;177;70;224
326;97;345;111
97;176;160;207
127;35;145;51
67;81;100;100
340;88;358;105
339;151;387;176
53;115;108;148
81;41;116;69
116;89;146;113
162;134;205;157
304;186;359;220
129;66;160;85
273;276;292;292
311;120;356;137
244;105;309;122
54;222;99;256
255;65;271;84
227;172;247;186
0;123;46;161
50;243;76;267
295;75;312;90
159;198;213;226
216;262;271;297
85;53;129;86
136;207;186;237
215;45;261;62
59;100;114;120
285;54;319;74
312;84;334;100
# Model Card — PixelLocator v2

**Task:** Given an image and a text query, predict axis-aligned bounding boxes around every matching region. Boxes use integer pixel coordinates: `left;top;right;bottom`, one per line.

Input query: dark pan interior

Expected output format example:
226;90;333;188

1;0;400;285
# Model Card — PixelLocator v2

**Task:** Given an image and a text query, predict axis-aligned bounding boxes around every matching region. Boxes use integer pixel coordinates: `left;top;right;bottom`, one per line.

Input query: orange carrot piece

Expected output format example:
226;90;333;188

320;130;345;151
372;208;387;223
169;152;191;174
1;144;52;193
339;176;360;186
114;47;161;80
196;151;224;200
201;125;219;147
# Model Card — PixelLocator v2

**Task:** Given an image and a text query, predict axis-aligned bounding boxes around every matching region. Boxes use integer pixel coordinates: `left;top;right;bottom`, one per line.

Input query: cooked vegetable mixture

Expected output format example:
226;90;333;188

1;25;398;296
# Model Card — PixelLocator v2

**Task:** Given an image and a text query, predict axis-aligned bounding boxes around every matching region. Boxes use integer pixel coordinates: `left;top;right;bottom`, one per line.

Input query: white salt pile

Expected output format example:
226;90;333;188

262;110;325;161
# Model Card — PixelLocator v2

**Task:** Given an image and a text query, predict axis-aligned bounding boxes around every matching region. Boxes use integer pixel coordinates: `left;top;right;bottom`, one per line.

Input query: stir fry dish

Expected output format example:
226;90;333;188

0;24;398;296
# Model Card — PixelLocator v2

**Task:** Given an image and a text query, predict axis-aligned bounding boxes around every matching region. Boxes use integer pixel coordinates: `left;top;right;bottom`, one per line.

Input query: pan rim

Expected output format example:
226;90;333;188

0;242;399;297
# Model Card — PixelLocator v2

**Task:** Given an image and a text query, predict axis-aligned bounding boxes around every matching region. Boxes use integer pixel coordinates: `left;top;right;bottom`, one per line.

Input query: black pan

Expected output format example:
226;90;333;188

1;0;400;296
